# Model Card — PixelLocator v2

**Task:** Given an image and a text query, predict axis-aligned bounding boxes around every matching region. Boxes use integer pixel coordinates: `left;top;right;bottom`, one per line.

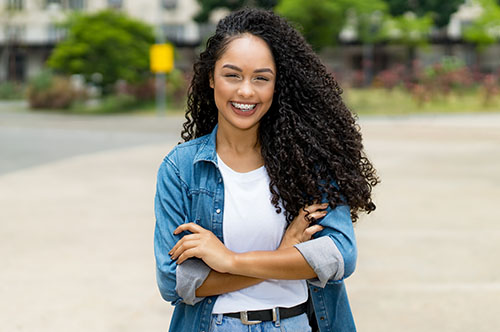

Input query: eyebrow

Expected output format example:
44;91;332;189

222;64;274;75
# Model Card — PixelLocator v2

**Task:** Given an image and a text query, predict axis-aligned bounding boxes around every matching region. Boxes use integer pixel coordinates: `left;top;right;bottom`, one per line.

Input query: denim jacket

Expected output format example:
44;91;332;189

154;126;357;332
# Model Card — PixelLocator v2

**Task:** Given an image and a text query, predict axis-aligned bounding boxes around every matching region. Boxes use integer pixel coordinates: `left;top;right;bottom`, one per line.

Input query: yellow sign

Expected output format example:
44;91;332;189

150;43;174;73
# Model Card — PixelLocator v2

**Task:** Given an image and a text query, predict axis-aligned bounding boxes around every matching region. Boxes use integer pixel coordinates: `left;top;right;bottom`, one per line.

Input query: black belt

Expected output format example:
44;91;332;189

224;302;307;325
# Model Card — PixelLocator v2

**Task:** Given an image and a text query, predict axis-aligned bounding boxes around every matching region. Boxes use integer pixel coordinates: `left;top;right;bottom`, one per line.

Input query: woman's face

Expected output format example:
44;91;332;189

210;33;276;133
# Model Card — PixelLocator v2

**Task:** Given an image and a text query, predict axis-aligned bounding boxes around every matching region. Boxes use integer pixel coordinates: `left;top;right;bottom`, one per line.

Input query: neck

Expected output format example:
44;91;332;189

216;123;261;154
215;119;265;172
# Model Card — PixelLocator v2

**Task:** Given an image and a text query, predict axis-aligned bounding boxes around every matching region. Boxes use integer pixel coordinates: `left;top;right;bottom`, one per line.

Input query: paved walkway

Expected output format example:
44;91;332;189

1;106;499;331
351;113;500;331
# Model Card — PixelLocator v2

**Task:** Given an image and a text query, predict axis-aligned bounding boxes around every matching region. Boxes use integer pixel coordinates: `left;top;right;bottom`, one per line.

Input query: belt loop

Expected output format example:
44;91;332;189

215;313;223;325
273;307;281;327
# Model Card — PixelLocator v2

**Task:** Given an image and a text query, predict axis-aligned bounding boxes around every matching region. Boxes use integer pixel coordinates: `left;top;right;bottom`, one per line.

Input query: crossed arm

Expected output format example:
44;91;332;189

169;204;327;297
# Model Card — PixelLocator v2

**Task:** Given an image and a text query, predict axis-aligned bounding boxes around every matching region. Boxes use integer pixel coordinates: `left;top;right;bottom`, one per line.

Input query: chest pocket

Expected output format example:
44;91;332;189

189;189;216;228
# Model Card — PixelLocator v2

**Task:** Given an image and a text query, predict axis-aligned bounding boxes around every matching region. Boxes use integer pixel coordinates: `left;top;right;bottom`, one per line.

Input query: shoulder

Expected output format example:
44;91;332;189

161;134;211;172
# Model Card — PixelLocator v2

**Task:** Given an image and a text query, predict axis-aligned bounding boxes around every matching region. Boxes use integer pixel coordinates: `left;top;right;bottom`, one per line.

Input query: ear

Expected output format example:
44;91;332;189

209;75;214;89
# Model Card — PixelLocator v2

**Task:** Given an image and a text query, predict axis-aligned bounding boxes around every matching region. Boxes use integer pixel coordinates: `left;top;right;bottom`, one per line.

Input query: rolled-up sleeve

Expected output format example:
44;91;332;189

176;259;211;305
294;203;356;288
294;236;344;288
155;155;211;305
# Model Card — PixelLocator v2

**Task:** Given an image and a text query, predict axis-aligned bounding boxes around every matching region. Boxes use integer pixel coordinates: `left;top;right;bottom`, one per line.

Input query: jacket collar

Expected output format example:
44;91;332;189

193;125;218;165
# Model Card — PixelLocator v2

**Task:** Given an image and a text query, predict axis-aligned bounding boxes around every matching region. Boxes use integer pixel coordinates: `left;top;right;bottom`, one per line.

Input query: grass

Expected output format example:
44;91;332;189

344;87;500;115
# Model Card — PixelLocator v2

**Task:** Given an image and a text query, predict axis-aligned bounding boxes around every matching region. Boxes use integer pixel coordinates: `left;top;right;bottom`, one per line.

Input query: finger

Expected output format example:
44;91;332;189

305;202;329;213
176;248;199;265
170;239;198;260
301;203;328;218
174;222;206;235
307;210;328;222
302;210;327;225
169;234;199;256
303;225;324;239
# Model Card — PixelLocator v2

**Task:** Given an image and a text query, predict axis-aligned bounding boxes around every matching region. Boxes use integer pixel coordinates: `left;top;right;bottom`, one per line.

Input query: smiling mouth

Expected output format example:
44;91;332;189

231;102;257;111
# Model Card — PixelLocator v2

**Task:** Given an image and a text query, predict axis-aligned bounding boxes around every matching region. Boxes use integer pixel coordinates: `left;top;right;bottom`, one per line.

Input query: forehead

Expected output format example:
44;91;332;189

216;34;276;70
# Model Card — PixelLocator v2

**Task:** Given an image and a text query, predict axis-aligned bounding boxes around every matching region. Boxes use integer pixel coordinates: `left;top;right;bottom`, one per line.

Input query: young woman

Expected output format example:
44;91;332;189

154;8;378;332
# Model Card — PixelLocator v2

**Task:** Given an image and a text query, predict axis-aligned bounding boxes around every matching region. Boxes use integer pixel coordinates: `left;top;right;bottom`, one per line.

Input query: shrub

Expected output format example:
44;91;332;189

27;70;81;109
367;56;500;107
115;78;155;101
72;93;139;114
166;69;189;108
0;81;25;100
113;68;189;108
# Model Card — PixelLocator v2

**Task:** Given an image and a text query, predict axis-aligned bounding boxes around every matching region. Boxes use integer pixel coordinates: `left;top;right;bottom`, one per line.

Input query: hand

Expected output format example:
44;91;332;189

169;223;235;273
278;203;327;249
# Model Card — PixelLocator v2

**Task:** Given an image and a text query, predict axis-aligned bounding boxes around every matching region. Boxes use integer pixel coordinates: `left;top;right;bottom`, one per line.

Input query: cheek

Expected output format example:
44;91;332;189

263;84;275;103
213;80;232;98
213;83;232;110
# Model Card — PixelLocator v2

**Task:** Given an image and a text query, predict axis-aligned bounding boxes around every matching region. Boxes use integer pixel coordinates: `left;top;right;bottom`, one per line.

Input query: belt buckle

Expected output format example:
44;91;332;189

240;311;262;325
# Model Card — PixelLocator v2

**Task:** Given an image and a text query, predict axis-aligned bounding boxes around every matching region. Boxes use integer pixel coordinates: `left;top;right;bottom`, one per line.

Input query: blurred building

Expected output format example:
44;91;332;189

1;0;499;84
0;0;206;82
327;0;500;82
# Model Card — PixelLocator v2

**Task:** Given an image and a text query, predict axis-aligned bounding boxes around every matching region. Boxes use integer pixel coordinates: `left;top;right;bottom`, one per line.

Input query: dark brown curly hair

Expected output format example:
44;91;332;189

181;8;379;222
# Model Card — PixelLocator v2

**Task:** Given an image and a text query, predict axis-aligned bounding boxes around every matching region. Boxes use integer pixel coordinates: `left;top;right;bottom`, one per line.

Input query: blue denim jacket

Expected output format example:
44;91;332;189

154;126;357;332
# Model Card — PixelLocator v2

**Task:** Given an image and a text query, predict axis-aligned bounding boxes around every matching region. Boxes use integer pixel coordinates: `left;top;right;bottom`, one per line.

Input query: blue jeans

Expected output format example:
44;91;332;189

209;313;312;332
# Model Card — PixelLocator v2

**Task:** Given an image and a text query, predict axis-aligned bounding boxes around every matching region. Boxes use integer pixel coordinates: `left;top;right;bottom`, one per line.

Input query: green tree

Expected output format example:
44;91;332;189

463;0;500;48
378;11;433;47
275;0;387;50
378;12;433;70
47;10;155;93
194;0;278;22
384;0;463;27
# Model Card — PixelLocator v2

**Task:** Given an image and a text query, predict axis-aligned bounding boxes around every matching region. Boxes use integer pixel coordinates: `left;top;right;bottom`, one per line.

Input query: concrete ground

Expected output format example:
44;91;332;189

1;104;499;331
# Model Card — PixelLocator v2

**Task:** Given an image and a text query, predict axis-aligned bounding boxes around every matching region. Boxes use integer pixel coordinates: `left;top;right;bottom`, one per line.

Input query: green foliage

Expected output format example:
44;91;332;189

276;0;342;50
29;69;54;92
378;12;433;46
426;56;466;76
194;0;278;22
0;81;25;100
276;0;387;50
384;0;463;27
463;0;500;47
47;10;155;94
166;68;189;108
71;94;140;114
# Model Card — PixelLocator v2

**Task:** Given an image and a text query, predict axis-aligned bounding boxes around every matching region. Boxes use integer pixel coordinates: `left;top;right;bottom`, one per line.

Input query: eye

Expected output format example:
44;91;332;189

255;76;270;82
224;73;239;79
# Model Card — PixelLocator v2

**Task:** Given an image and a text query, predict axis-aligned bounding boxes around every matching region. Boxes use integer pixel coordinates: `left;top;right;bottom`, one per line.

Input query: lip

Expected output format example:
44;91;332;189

230;101;258;117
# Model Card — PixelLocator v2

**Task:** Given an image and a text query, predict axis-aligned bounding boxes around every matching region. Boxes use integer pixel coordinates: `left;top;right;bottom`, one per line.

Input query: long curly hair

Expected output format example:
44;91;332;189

182;8;379;222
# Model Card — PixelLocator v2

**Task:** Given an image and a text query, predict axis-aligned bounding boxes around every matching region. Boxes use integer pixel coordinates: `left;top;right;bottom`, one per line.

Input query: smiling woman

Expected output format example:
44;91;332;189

210;34;276;134
154;7;379;332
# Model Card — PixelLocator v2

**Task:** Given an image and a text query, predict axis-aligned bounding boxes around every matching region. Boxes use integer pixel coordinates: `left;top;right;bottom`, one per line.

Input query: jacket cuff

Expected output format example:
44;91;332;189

294;236;344;288
175;258;211;305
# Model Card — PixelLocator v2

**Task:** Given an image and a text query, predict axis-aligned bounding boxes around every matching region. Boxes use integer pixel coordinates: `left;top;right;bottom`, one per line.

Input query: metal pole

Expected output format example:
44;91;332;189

155;0;166;115
156;72;166;115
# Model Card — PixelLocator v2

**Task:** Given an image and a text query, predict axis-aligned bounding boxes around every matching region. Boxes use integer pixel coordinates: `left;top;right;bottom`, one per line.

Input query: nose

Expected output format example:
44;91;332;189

237;80;255;98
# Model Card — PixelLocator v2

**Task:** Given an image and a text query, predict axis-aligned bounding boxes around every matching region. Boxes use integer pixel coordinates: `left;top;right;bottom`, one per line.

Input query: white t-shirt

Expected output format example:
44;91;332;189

212;155;308;314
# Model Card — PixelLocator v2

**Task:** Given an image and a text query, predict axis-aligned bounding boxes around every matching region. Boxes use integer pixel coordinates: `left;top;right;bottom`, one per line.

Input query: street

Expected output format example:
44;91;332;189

1;104;499;331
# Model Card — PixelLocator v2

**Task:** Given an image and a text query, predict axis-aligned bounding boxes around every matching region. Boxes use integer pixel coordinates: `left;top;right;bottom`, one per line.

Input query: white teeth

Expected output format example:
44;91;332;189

231;102;256;111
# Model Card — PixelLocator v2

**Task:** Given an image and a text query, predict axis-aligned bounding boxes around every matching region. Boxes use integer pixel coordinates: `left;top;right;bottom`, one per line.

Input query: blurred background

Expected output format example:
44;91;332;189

0;1;499;331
